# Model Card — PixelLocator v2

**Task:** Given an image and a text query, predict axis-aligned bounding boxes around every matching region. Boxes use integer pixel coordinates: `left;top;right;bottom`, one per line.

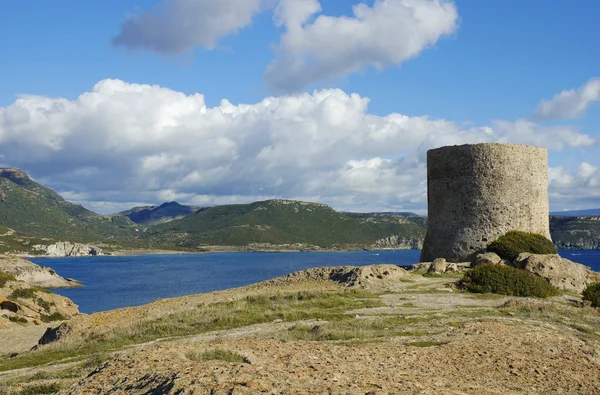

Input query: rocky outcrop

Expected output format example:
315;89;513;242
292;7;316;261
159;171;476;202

33;242;105;257
472;252;504;267
0;255;81;288
513;253;599;293
263;264;423;290
374;235;424;249
553;239;600;250
408;260;471;274
38;322;72;345
0;279;80;328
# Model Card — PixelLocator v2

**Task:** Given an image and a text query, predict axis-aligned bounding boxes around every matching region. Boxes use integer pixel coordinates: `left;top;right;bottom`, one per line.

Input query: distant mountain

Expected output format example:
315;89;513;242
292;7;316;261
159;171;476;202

0;168;139;253
119;202;199;226
551;209;600;217
144;199;426;250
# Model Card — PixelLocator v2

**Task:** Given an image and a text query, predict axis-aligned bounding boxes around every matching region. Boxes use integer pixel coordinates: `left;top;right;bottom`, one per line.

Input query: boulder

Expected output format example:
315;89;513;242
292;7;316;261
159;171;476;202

513;253;599;293
445;263;459;273
472;252;503;267
427;258;448;274
38;323;72;345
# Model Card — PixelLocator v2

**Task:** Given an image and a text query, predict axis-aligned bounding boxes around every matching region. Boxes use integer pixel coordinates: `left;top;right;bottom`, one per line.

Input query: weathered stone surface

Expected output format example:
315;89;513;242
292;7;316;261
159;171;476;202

374;235;423;249
0;255;81;288
472;252;503;267
513;253;599;293
33;242;105;257
428;258;448;274
421;143;550;263
38;322;72;345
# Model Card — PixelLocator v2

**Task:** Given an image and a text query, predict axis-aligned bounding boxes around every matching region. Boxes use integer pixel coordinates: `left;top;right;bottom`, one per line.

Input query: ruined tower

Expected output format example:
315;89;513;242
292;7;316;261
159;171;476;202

420;143;551;263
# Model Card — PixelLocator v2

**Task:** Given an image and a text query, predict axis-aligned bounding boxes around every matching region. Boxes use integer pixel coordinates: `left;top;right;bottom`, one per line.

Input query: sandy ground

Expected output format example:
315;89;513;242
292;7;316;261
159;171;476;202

0;265;599;394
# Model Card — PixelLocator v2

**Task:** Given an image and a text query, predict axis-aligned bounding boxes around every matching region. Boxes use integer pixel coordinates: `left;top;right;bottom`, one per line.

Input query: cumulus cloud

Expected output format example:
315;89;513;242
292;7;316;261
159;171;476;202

112;0;263;54
0;79;595;213
265;0;459;91
548;163;600;211
534;77;600;120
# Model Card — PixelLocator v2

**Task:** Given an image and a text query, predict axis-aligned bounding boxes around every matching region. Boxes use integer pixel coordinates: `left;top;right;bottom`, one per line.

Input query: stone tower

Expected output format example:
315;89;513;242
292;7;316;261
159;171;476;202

420;143;550;263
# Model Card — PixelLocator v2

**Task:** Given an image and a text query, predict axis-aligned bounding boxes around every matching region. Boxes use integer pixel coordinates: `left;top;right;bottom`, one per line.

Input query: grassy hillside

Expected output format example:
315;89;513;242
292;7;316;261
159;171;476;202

145;199;426;249
0;169;140;249
550;216;600;249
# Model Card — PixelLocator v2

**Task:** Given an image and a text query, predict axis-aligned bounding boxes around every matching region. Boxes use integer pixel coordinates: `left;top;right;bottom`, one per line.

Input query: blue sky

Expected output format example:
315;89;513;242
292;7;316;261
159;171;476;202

0;0;599;214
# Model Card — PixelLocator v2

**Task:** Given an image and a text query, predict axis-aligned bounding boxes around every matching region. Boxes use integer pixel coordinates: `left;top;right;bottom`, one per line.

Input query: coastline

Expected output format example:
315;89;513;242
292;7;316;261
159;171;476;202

19;246;421;259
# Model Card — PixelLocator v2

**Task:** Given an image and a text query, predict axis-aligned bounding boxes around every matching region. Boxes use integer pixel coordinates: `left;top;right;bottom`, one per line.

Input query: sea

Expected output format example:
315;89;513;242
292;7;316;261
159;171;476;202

30;250;600;314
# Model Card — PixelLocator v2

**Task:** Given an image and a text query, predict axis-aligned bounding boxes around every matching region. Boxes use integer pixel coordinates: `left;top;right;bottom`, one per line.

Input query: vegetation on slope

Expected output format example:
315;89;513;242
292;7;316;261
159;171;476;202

144;200;426;249
459;264;560;298
487;230;557;261
0;169;141;251
550;216;600;250
582;282;600;308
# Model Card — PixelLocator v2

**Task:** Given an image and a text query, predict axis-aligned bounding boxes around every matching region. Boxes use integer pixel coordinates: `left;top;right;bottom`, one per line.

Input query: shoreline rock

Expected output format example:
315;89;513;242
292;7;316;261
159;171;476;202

32;242;105;257
0;255;81;288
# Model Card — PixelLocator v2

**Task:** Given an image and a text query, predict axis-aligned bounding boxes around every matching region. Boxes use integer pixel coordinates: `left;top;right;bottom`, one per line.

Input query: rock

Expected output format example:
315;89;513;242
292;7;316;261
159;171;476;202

33;242;105;257
374;235;424;250
409;262;432;272
263;264;423;290
427;258;448;274
0;299;20;313
0;255;81;288
472;252;503;267
513;253;599;293
445;263;459;273
38;323;72;345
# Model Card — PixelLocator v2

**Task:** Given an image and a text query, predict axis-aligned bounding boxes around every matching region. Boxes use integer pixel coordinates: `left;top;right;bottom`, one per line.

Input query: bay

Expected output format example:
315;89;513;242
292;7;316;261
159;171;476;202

31;249;600;314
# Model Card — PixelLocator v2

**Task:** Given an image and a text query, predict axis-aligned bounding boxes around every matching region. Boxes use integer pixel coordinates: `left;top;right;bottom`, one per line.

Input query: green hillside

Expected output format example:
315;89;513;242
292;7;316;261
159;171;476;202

0;168;140;249
144;199;426;249
550;216;600;249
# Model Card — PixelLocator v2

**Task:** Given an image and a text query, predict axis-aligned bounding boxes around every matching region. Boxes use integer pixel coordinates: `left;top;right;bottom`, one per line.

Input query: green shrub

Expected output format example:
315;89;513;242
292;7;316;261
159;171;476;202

37;298;54;312
459;264;559;298
0;272;16;287
9;316;28;324
582;282;600;308
40;312;65;323
487;230;557;261
19;382;60;394
9;288;36;300
186;349;249;363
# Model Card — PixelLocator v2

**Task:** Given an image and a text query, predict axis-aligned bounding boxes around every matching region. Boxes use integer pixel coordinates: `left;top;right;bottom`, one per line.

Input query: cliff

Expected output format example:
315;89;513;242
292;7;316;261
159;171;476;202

0;255;81;288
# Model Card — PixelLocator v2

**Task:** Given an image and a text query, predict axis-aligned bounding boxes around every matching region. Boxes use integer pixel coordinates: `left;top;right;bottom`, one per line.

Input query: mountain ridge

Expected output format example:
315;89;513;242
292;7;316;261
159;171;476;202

0;168;598;253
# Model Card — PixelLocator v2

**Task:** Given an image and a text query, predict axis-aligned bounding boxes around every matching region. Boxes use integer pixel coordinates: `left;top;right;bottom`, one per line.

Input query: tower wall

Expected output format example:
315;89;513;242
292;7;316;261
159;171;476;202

420;143;550;262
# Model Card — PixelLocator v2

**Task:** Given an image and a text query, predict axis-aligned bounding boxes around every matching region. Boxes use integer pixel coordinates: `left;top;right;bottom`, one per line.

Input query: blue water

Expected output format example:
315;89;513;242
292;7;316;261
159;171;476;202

31;250;421;313
30;250;600;314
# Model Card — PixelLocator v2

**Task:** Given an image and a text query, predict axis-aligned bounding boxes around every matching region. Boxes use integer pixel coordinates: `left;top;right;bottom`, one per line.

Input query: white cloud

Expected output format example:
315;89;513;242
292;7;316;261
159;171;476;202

534;77;600;120
112;0;263;54
549;163;600;211
0;79;595;214
265;0;459;91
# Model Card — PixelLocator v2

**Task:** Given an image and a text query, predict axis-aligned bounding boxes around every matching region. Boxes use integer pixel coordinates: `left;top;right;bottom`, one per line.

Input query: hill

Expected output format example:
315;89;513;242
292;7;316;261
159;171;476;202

550;216;600;249
144;199;426;250
118;201;199;226
0;168;140;253
551;208;600;216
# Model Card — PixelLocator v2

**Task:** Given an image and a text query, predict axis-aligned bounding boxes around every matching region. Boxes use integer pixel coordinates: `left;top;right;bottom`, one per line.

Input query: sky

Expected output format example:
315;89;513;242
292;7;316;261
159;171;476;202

0;0;599;215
